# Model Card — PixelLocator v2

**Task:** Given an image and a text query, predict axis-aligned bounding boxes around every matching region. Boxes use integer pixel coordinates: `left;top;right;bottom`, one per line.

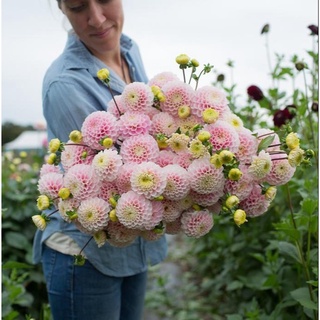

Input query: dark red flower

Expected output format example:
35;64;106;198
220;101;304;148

273;105;296;127
311;101;318;112
308;25;318;36
247;85;264;101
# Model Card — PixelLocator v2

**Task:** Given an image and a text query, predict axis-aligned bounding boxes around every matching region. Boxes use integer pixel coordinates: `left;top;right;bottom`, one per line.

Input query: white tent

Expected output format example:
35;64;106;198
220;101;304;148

4;130;47;151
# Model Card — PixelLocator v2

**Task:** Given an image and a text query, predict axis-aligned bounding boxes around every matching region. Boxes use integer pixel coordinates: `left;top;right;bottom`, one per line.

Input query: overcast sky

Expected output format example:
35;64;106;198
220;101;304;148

2;0;318;126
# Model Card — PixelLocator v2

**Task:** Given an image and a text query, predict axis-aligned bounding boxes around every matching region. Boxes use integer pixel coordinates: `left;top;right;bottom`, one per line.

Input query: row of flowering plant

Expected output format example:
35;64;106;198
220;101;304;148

32;54;314;256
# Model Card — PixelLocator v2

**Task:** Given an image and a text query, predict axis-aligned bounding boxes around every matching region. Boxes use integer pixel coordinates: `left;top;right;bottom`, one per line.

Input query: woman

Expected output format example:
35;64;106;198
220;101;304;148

33;1;167;319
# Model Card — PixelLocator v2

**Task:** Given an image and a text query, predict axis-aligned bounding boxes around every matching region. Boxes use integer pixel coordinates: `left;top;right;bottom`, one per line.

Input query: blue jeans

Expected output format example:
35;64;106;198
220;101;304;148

42;245;148;320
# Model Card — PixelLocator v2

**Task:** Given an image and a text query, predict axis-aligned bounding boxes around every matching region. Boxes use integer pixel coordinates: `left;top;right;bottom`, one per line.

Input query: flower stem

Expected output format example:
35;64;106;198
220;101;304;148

79;236;93;256
302;69;316;150
285;184;316;316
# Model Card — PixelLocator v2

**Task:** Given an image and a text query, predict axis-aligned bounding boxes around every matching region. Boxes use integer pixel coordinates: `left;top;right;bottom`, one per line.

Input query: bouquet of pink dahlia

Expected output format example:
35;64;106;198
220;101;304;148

32;54;313;250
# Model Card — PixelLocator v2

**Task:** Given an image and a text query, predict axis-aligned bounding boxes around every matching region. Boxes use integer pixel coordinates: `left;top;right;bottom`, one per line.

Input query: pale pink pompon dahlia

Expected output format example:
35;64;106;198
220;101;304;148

130;162;167;199
92;149;123;182
181;210;214;238
120;134;159;164
191;86;229;118
60;140;94;171
39;163;61;177
160;81;194;117
240;184;271;217
81;111;119;150
265;156;296;186
150;112;177;136
120;82;154;113
58;198;80;223
38;172;64;200
105;221;140;247
118;111;152;139
63;163;101;201
148;72;180;89
116;191;153;230
162;164;190;201
77;197;110;233
204;120;240;153
144;201;164;230
187;157;225;195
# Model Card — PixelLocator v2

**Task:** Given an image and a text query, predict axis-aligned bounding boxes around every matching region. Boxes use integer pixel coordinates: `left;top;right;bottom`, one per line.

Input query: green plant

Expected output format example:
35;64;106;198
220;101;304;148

2;151;49;319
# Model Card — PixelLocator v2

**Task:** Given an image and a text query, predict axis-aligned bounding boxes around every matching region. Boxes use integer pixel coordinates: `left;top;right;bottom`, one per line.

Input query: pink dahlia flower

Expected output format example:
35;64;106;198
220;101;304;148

176;114;202;135
220;110;243;131
155;150;178;168
130;162;167;199
207;202;222;215
58;198;80;222
120;134;159;164
118;111;152;139
92;149;123;182
140;227;165;241
265;156;296;186
160;81;194;117
115;162;136;194
107;95;126;119
77;197;110;233
81;111;119;150
121;82;154;113
143;201;164;230
162;164;190;201
98;181;119;202
204;120;240;153
224;165;254;201
190;189;224;207
106;221;140;247
165;218;182;235
148;72;180;89
39;163;61;177
181;210;214;238
162;199;182;223
38;172;64;200
235;128;259;163
240;184;270;217
191;86;228;118
60;141;94;171
150;112;177;136
116;191;153;229
188;157;225;194
63;164;101;201
174;151;193;169
248;150;272;181
175;196;193;212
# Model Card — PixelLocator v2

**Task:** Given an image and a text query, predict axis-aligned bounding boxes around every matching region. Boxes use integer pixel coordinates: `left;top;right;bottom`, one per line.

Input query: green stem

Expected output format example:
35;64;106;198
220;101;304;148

302;69;316;150
265;33;275;89
285;184;316;317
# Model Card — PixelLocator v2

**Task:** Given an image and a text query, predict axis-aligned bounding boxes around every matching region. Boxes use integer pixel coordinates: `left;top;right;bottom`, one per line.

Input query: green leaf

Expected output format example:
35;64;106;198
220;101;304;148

273;222;301;241
2;261;34;270
278;241;302;264
257;135;275;153
226;315;243;320
4;232;29;250
258;97;272;109
301;198;318;216
290;287;318;310
226;280;244;291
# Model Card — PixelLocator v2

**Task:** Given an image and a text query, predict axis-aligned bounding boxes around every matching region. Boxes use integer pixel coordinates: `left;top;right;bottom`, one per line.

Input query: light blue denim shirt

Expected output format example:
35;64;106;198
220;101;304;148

33;31;167;276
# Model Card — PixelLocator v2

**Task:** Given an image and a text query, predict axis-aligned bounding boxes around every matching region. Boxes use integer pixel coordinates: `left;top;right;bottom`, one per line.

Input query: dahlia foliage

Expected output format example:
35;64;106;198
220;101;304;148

33;54;312;250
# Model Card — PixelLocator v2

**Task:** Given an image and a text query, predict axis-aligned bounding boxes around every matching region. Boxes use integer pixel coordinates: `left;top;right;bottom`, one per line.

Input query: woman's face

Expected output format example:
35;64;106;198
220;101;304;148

60;0;124;57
